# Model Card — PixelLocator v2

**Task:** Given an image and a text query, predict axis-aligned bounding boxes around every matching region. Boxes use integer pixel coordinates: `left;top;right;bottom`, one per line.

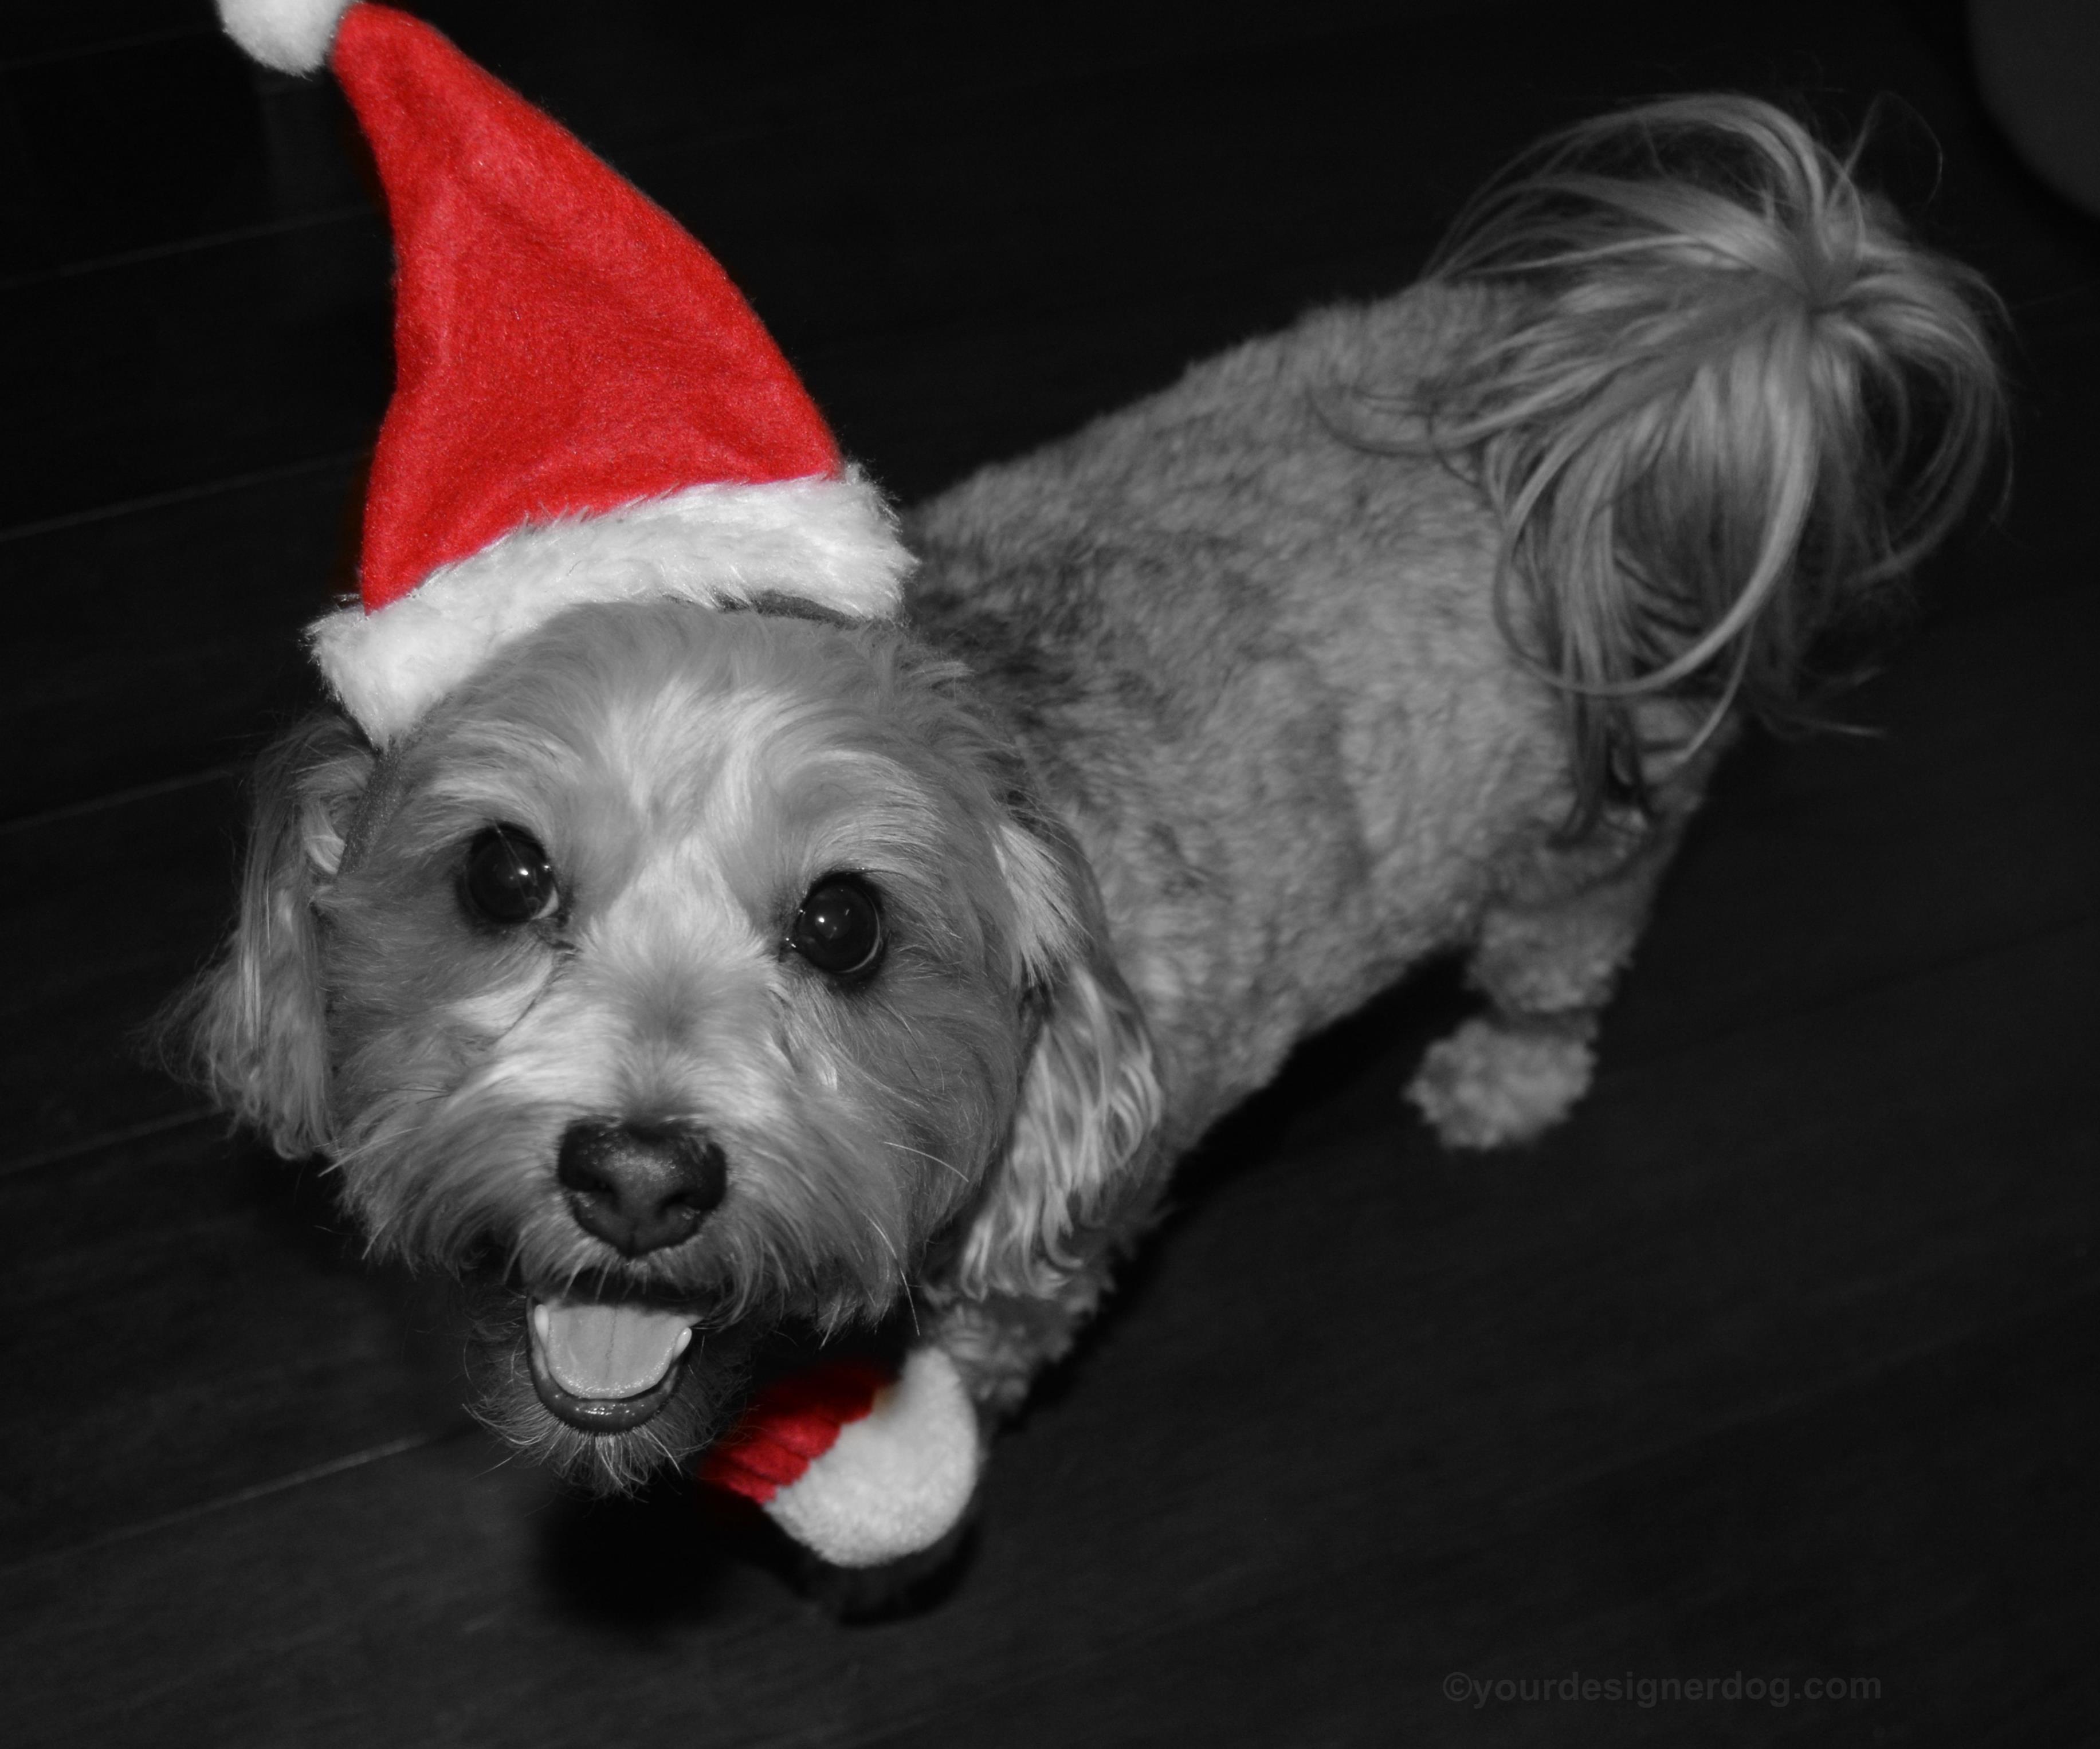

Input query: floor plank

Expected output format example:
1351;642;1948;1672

4;461;350;821
1;27;289;281
0;1;211;70
0;1119;467;1562
1601;584;2100;1064
0;771;250;1165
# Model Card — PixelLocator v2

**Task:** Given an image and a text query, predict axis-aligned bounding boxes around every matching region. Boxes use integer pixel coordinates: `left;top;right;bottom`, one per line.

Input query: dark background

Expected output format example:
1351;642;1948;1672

2;1;2095;1742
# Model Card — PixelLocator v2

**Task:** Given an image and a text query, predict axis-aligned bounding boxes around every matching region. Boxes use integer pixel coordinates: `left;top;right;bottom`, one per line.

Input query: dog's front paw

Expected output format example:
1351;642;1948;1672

1406;1016;1596;1148
700;1346;981;1570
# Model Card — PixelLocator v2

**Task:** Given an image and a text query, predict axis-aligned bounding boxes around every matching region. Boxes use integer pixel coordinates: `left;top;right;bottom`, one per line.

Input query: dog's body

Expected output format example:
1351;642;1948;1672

181;97;1999;1540
909;282;1694;1170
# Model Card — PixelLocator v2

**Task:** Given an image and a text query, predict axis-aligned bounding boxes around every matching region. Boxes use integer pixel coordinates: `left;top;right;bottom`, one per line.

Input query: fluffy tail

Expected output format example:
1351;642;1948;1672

1412;96;2004;826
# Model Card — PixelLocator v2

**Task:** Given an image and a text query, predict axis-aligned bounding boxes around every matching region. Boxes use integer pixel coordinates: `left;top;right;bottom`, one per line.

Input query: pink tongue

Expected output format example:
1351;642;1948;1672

533;1300;694;1400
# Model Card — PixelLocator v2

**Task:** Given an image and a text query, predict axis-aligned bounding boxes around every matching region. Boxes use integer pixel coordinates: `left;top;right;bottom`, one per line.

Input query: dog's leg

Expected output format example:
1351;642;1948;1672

1408;795;1699;1149
932;1259;1116;1418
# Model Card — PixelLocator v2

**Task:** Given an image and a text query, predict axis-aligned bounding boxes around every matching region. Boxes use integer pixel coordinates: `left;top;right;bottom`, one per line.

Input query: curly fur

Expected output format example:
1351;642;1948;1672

164;712;372;1157
174;97;2000;1514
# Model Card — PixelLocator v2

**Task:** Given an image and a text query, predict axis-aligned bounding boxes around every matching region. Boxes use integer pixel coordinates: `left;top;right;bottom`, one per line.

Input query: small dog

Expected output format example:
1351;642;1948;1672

178;92;1999;1551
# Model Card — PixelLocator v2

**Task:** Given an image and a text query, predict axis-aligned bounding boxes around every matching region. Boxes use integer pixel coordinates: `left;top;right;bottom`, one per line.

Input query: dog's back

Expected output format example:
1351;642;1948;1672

907;288;1555;1139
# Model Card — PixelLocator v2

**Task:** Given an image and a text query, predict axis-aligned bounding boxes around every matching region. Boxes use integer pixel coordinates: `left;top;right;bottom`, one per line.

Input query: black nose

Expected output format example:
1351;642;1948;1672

556;1119;728;1256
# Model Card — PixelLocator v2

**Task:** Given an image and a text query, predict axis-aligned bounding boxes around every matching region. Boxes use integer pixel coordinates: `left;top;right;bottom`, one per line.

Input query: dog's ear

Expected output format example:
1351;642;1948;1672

953;819;1165;1298
167;710;374;1157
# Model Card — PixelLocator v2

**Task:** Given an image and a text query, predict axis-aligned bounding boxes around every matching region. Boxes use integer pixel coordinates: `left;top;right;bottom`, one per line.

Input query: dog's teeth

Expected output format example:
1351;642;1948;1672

673;1326;693;1359
531;1302;550;1345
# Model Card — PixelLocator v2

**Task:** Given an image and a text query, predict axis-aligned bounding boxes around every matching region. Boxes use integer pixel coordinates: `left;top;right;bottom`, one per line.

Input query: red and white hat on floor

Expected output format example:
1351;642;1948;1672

217;0;911;745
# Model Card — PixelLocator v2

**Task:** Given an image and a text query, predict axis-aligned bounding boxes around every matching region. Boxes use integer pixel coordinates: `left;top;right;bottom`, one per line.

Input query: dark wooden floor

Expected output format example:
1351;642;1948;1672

4;1;2095;1742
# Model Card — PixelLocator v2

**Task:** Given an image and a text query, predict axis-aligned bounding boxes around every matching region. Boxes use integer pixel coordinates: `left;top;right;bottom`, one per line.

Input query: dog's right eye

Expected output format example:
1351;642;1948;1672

460;825;559;926
787;875;885;980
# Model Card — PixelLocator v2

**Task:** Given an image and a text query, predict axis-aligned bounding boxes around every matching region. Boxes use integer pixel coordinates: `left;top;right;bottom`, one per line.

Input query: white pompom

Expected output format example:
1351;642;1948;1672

217;0;357;74
763;1348;982;1569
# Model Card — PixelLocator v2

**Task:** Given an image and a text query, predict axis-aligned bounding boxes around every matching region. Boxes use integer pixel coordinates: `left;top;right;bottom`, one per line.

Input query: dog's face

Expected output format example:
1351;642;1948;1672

189;598;1152;1490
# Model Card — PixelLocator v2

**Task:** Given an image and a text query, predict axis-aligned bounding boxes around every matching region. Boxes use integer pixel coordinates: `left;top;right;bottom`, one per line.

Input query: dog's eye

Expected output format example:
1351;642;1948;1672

787;876;885;979
460;825;559;926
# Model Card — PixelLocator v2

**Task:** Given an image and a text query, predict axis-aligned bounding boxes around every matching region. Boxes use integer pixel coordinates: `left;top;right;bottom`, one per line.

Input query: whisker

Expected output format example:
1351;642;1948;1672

880;1138;971;1185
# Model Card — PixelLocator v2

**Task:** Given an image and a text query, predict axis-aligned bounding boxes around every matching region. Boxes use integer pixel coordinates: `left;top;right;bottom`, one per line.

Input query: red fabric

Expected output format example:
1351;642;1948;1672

697;1359;893;1505
329;5;842;612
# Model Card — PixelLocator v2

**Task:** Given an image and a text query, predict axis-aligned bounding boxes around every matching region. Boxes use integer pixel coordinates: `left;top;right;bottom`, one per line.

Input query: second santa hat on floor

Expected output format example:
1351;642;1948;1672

217;0;911;745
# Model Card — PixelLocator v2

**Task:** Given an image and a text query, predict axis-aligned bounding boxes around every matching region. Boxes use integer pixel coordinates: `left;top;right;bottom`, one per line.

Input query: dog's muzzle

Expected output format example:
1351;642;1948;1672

525;1119;727;1433
527;1298;702;1432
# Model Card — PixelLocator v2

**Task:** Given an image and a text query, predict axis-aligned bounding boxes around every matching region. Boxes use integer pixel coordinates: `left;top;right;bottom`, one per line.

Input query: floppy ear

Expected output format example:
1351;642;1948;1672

167;710;374;1157
953;819;1166;1298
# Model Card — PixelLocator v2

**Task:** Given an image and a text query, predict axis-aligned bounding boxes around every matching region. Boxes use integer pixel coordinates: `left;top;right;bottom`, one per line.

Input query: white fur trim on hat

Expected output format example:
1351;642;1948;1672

217;0;355;74
309;471;914;745
762;1347;982;1569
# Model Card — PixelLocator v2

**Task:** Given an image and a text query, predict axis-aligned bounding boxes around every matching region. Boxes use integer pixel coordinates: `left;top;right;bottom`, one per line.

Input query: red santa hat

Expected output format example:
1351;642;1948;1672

217;0;910;744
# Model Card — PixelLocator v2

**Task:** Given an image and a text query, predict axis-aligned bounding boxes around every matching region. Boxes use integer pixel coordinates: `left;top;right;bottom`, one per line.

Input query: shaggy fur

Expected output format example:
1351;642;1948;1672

173;99;2000;1518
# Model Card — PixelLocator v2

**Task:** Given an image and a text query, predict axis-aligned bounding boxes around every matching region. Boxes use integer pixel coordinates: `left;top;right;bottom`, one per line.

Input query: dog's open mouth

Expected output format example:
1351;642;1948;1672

525;1298;702;1433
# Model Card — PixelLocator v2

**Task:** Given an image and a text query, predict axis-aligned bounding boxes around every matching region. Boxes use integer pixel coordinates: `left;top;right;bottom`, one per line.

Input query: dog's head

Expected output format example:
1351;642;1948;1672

179;598;1159;1489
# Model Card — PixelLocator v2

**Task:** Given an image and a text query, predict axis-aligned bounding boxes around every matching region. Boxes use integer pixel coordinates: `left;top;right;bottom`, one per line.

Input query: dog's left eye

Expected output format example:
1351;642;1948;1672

460;825;559;926
787;876;885;979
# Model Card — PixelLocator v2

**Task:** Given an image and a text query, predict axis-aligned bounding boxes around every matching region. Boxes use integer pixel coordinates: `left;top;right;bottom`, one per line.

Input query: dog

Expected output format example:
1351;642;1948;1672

174;84;2000;1559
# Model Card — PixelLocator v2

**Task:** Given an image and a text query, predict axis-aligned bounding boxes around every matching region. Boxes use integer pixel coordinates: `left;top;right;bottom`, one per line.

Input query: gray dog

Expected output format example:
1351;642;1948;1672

179;6;2001;1577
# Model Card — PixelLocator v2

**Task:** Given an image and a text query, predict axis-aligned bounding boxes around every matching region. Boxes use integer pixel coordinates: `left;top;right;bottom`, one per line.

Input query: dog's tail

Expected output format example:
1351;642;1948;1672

1410;95;2003;827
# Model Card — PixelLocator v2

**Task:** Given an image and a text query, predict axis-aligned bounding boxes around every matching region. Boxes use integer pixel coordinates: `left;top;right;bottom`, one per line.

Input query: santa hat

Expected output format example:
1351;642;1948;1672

217;1;910;745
